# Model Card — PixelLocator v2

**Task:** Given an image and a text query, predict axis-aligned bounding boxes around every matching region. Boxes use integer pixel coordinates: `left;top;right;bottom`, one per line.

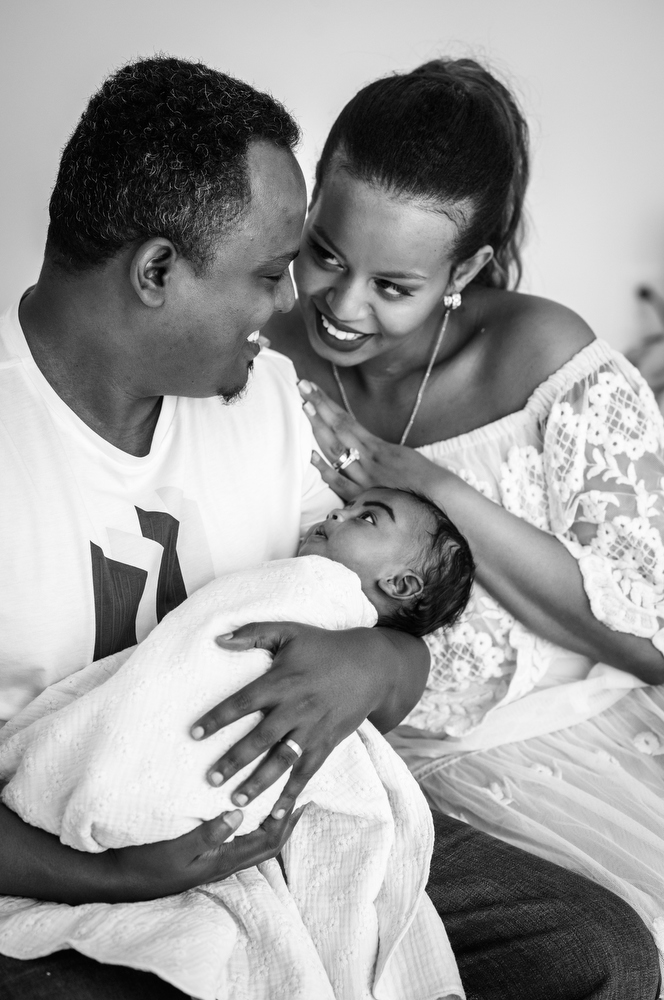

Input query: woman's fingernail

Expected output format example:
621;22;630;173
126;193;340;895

209;771;224;786
191;726;205;740
215;633;234;643
234;793;249;806
311;450;321;463
303;401;315;416
272;807;286;820
298;379;312;394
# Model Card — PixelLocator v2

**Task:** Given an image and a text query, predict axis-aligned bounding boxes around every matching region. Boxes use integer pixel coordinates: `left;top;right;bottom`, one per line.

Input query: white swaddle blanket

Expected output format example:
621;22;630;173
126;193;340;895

0;555;463;1000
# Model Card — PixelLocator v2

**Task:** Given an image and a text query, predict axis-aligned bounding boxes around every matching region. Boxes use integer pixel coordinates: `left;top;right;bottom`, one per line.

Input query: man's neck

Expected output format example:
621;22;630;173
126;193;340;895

18;267;163;457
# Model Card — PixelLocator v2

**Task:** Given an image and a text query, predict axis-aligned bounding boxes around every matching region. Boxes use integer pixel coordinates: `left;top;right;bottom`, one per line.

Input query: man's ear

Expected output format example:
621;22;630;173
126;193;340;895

130;238;178;307
448;244;494;294
377;570;424;602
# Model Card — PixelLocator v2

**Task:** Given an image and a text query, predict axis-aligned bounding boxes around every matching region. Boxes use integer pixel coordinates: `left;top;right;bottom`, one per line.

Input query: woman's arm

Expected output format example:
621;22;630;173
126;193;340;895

299;381;664;685
416;468;664;683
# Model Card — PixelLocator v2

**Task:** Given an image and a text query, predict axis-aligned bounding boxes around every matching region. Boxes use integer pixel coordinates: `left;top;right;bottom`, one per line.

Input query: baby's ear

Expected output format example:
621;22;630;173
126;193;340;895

377;571;424;602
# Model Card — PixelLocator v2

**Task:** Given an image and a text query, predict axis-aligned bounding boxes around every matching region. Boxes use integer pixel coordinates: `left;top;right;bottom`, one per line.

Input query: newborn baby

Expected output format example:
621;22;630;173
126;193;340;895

0;486;473;1000
0;486;473;849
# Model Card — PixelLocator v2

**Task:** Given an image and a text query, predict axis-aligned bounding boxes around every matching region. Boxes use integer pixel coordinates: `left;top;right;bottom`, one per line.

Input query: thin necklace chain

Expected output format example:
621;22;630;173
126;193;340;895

331;307;451;447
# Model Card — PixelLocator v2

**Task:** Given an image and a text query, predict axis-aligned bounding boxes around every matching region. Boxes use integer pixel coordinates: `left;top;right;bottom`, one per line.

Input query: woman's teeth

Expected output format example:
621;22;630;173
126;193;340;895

320;314;364;342
247;331;260;343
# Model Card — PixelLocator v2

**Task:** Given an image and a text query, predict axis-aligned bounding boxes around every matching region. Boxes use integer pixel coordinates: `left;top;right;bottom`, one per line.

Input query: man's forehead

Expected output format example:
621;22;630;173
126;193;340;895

219;141;306;266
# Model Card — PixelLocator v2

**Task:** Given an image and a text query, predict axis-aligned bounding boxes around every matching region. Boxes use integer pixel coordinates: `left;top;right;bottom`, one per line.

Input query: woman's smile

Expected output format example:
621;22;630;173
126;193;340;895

315;306;376;353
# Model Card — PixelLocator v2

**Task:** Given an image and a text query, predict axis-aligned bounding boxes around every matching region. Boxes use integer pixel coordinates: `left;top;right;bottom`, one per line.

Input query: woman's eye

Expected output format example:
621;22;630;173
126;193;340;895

309;239;342;269
358;510;376;524
376;279;413;299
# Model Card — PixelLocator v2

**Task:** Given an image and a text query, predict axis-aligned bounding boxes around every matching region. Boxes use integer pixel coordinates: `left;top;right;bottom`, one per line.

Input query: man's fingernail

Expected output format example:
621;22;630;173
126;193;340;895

273;807;286;820
209;771;224;786
298;379;312;394
303;401;315;416
191;726;205;740
225;809;243;829
234;793;249;806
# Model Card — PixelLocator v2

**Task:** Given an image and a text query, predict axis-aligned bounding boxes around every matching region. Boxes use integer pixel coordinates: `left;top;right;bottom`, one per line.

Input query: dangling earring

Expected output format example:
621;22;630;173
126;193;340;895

443;291;462;310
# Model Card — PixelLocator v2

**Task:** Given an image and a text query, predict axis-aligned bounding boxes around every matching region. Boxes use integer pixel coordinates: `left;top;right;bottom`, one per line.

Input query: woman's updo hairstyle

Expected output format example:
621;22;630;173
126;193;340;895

314;58;529;289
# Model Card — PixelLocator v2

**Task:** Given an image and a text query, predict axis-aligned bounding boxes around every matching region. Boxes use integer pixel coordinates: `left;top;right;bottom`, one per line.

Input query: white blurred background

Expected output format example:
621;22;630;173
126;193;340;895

2;0;664;350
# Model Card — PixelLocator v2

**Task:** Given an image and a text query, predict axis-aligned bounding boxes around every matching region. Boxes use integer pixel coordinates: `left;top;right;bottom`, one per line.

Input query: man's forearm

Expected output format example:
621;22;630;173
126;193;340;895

367;628;430;733
0;801;119;904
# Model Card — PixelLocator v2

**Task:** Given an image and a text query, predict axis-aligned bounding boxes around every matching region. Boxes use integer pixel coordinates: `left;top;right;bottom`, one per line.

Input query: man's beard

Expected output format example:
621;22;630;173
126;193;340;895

217;360;253;404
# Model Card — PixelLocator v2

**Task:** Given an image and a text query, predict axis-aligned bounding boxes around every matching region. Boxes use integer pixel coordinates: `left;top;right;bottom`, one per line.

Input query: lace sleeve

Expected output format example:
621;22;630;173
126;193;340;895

542;354;664;651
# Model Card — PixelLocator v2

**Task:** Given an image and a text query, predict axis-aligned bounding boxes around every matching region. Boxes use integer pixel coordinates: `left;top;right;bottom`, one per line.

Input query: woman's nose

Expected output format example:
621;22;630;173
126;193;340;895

327;508;345;522
325;280;369;324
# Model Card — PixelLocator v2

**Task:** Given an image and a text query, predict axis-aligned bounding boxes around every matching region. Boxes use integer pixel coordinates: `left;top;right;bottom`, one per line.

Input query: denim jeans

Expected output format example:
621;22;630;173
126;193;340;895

1;811;659;999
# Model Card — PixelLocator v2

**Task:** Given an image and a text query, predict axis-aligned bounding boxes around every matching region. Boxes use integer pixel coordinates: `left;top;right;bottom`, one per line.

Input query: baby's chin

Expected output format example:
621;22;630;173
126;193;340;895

297;538;325;558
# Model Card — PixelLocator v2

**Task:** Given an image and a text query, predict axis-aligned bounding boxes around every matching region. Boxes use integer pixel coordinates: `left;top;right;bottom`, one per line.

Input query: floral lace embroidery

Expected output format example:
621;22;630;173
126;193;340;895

407;348;664;739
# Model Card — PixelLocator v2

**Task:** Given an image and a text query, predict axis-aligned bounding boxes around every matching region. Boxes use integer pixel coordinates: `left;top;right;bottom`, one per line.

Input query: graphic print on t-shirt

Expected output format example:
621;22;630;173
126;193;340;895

90;488;214;661
91;509;188;660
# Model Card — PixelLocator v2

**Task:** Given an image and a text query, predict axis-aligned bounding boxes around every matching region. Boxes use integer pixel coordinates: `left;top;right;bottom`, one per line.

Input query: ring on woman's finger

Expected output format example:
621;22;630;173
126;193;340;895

281;737;304;759
332;447;361;472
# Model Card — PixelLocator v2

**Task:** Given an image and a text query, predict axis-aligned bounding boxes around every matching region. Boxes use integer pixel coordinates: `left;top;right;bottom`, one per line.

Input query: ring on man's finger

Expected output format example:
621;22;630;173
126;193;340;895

281;737;304;759
332;447;360;472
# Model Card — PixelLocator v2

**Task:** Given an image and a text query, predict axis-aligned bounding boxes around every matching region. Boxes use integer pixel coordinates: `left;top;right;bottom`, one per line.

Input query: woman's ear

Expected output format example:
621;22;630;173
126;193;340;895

377;570;424;602
130;238;178;307
449;244;494;294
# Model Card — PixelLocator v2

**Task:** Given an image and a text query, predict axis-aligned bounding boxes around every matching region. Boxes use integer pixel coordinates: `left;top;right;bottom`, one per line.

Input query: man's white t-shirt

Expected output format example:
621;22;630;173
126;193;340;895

0;302;336;722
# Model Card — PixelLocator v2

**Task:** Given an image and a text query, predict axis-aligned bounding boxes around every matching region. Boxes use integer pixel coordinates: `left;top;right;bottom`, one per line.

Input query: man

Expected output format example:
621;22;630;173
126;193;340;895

0;57;658;999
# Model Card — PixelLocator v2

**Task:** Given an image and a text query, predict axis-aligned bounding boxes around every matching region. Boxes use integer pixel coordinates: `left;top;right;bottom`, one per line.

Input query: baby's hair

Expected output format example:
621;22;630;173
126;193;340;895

376;488;475;637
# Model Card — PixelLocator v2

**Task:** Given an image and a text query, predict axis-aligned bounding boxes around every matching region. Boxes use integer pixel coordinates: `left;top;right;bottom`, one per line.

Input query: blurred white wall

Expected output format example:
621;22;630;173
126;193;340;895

1;0;663;349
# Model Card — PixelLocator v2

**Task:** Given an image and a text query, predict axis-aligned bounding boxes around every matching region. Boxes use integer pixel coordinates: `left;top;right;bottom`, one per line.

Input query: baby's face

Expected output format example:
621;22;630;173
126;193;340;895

298;487;427;607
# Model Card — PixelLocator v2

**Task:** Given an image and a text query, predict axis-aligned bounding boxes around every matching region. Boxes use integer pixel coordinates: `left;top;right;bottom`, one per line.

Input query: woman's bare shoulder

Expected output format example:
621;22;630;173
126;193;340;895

478;289;596;394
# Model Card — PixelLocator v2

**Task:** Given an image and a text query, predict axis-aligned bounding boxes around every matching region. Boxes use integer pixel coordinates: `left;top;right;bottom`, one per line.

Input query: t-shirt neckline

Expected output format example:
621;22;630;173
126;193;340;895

7;298;178;467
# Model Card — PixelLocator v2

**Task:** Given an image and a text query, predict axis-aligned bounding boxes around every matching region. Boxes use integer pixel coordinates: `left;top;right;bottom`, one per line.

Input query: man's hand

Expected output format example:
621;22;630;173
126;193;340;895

0;800;302;905
108;805;304;901
190;622;429;822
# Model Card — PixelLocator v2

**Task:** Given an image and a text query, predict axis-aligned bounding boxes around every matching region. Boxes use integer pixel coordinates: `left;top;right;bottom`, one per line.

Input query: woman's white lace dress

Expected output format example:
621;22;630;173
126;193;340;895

388;339;664;959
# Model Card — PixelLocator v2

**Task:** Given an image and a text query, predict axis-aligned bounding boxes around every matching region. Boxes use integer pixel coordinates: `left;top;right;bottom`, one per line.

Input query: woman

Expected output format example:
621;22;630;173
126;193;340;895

267;58;664;964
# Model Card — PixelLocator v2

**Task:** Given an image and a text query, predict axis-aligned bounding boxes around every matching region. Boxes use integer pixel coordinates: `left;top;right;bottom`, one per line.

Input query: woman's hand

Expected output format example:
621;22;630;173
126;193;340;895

298;379;439;499
190;622;429;822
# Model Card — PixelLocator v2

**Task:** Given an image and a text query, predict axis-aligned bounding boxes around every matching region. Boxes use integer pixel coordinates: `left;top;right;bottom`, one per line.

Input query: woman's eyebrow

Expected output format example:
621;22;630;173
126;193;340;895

362;500;395;521
311;224;344;259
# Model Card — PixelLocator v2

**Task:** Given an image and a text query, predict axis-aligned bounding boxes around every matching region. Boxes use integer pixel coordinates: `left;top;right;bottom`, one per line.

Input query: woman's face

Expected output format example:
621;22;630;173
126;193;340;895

294;164;462;367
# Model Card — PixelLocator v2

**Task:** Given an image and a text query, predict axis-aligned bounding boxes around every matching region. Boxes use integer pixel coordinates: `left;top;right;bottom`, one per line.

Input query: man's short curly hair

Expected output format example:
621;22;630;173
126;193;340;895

376;488;475;638
46;55;300;273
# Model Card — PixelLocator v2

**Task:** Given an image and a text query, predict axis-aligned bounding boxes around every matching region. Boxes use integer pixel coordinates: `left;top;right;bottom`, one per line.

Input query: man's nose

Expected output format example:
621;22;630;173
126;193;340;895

274;269;296;313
